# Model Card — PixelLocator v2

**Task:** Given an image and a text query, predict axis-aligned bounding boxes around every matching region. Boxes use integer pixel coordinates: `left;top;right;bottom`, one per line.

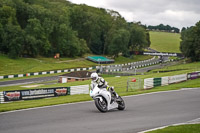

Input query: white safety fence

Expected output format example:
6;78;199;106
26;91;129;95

70;85;89;95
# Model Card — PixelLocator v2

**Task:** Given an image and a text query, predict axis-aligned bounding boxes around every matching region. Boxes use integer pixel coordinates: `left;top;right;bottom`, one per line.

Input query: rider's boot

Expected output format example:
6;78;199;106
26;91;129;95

109;86;120;102
110;87;118;98
113;91;120;101
110;96;115;104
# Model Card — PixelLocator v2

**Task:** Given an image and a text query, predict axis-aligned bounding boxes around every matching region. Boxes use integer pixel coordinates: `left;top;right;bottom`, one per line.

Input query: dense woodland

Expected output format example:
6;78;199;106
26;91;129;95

0;0;150;58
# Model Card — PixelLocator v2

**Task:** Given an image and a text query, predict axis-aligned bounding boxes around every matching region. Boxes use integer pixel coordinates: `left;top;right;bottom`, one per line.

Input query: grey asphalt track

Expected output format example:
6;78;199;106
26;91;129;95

125;61;178;74
0;88;200;133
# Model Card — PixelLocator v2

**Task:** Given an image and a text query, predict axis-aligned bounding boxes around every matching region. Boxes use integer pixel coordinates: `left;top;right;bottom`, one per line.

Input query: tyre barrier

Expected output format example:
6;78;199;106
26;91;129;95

144;72;200;89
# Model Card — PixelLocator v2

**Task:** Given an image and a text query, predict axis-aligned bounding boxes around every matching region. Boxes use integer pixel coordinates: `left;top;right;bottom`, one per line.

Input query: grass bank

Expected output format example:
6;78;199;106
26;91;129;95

0;54;151;76
149;31;181;53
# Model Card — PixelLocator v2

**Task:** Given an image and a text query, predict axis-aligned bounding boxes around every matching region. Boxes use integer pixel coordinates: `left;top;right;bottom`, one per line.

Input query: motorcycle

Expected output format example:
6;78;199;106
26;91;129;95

90;84;125;112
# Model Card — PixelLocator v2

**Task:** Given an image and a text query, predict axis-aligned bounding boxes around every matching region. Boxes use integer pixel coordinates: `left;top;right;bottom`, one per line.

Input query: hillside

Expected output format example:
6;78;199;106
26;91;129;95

0;54;151;76
149;31;181;53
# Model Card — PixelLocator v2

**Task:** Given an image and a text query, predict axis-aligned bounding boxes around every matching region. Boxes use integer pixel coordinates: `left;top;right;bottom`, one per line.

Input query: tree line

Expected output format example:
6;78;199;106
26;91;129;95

0;0;150;58
147;24;180;33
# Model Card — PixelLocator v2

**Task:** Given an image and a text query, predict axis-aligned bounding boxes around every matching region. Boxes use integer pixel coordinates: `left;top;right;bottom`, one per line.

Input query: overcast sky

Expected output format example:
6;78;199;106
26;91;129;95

68;0;200;29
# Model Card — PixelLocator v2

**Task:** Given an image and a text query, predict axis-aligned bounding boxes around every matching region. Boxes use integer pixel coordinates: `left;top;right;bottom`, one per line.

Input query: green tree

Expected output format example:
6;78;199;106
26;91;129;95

24;18;50;57
146;32;151;48
103;9;127;55
180;21;200;61
2;24;24;58
108;29;130;58
0;0;154;59
13;0;30;29
70;5;106;54
128;23;148;52
0;5;24;58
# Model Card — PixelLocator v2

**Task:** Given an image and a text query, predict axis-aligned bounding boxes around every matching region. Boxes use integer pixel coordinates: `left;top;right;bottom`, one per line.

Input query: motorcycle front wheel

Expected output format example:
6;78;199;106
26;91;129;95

95;96;107;113
117;96;125;110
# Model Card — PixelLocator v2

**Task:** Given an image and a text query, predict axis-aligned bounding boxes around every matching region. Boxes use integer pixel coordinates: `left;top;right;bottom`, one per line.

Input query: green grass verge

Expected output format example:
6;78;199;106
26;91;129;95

150;31;181;53
146;124;200;133
0;94;92;112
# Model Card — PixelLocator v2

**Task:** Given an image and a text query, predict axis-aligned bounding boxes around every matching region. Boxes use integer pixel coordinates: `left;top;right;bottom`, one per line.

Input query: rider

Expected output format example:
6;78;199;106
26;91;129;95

90;72;118;99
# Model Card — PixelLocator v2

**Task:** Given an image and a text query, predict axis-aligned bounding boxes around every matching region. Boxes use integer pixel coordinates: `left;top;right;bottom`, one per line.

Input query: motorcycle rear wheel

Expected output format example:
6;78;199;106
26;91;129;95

95;96;107;113
117;96;125;110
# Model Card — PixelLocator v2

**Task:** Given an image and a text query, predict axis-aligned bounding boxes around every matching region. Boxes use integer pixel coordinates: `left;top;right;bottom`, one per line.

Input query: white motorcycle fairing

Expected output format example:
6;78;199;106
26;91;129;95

90;85;119;111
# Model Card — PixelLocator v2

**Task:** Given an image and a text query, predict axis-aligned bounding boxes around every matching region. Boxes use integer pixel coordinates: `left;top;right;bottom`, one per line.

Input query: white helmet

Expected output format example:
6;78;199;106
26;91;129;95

91;72;98;81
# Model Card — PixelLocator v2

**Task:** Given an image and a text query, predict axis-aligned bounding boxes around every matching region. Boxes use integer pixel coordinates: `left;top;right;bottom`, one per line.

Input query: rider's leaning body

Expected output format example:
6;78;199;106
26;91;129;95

90;72;118;98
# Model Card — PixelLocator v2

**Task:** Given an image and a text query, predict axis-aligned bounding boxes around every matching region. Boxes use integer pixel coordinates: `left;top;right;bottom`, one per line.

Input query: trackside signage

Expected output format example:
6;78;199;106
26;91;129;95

143;52;179;57
130;51;183;57
3;87;70;102
187;72;199;80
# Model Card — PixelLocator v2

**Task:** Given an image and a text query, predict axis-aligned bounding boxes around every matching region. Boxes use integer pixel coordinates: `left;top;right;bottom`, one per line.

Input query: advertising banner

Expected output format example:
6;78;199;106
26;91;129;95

130;51;183;57
187;72;199;80
20;88;55;100
3;91;21;101
3;87;70;102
